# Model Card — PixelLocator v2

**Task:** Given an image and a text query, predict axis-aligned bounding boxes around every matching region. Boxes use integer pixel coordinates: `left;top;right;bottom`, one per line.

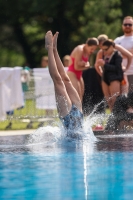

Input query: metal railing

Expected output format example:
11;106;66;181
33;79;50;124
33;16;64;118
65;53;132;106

3;72;58;129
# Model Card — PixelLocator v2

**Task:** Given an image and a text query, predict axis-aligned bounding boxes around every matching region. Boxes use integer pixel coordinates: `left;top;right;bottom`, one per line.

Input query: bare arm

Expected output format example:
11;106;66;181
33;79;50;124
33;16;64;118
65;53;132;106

115;44;133;71
129;48;133;54
73;46;90;71
94;50;103;76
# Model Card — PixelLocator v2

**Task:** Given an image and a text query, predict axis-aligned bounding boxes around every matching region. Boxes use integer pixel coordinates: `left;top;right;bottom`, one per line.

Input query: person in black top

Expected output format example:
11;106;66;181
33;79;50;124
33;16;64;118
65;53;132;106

95;39;124;111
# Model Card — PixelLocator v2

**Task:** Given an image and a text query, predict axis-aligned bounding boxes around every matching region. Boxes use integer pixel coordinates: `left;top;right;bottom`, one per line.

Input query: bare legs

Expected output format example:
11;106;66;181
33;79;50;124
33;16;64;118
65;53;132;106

102;80;121;111
67;72;84;101
121;74;129;95
53;32;82;110
45;31;82;118
79;77;85;100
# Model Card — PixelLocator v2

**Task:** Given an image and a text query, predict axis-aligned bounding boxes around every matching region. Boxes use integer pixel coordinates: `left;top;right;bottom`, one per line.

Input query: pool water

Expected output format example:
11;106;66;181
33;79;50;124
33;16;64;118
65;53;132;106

0;132;133;200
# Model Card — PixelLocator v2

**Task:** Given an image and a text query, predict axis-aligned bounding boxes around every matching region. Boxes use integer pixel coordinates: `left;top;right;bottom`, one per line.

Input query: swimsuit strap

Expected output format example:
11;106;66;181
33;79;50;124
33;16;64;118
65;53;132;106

82;55;88;62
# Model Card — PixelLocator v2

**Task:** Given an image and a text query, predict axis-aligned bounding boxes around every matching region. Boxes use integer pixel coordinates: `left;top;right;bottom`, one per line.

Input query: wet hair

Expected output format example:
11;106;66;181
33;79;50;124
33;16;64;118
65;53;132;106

102;39;115;48
97;34;108;43
86;37;99;46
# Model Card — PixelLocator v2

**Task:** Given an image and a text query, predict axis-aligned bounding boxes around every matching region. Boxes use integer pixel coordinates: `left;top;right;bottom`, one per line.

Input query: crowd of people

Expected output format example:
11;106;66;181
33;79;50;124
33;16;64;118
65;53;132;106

44;16;133;133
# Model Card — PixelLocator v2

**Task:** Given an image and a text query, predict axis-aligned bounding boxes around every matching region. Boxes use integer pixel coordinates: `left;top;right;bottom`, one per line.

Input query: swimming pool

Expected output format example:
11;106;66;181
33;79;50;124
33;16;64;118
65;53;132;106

0;131;133;200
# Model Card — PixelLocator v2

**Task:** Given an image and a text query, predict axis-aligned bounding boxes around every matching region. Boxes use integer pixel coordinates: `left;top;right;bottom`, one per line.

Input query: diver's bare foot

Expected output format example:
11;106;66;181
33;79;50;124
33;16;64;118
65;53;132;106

45;31;53;50
53;32;59;49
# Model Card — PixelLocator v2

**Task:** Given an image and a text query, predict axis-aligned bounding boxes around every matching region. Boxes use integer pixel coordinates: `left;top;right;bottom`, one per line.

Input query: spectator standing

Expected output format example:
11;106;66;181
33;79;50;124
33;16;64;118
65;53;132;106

41;56;48;68
82;35;107;115
114;16;133;93
67;38;98;101
62;55;71;68
82;35;108;116
97;34;109;48
96;39;124;111
95;34;109;66
95;37;132;95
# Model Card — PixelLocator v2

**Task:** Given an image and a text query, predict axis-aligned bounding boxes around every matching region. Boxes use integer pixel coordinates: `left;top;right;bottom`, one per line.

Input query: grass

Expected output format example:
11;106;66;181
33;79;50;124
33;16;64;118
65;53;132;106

0;120;39;130
0;100;111;131
0;100;58;130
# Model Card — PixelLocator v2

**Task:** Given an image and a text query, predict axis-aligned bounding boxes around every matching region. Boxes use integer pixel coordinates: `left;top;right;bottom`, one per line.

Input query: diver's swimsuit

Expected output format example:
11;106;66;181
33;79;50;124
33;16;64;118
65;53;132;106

60;104;83;132
68;56;88;80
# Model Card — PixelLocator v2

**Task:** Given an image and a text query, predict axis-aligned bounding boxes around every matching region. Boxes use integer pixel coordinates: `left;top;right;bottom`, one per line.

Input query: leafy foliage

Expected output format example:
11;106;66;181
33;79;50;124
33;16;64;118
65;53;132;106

0;0;131;67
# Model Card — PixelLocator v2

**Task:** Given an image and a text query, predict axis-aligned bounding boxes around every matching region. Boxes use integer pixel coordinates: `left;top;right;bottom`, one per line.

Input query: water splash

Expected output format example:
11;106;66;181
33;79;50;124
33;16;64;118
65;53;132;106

0;111;107;154
27;116;98;147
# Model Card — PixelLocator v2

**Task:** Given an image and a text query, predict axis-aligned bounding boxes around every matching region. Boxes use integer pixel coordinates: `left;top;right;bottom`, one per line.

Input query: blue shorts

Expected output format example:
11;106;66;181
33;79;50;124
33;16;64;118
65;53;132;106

60;104;83;131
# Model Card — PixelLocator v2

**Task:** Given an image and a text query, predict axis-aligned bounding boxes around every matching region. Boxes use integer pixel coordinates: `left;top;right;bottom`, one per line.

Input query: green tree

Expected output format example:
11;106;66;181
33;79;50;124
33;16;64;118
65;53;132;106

78;0;122;40
0;0;125;67
0;0;86;67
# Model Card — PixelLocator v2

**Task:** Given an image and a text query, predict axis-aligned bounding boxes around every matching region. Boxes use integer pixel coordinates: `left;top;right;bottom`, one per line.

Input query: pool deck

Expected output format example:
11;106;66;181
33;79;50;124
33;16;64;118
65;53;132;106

0;129;106;137
0;129;132;137
0;129;35;136
0;129;133;146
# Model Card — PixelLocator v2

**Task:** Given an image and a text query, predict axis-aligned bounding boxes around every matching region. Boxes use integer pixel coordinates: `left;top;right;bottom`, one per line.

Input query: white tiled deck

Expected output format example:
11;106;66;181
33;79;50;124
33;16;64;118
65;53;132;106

0;129;35;136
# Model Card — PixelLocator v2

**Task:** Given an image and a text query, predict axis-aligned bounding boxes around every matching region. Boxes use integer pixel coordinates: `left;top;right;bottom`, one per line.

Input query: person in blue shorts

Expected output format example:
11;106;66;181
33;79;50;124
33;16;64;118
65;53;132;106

45;31;83;136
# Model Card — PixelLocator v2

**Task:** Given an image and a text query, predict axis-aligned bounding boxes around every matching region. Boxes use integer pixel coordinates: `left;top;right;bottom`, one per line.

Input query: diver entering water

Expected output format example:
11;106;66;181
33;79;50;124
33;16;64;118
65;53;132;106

45;31;83;136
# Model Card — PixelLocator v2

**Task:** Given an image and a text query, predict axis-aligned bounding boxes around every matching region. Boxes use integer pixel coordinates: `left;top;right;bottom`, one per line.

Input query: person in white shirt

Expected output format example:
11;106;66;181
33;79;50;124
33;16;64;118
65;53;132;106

114;16;133;93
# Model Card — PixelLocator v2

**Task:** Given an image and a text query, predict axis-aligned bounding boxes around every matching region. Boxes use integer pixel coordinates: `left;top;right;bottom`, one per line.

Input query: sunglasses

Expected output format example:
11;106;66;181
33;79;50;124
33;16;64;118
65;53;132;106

123;23;133;27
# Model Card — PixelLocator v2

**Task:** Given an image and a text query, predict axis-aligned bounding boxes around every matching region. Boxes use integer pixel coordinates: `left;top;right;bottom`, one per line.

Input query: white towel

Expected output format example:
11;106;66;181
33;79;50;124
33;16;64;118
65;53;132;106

11;67;24;109
33;68;57;109
0;68;13;120
0;67;24;120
